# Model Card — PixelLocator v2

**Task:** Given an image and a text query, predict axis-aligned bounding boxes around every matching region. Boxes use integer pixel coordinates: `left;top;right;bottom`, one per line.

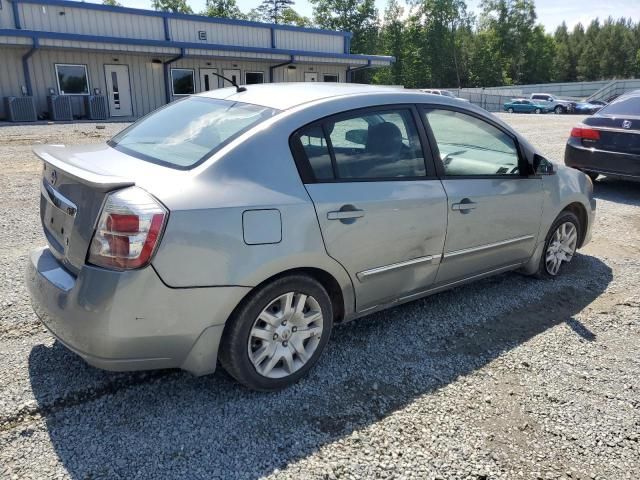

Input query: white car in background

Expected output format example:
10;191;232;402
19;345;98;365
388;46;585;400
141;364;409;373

421;89;469;102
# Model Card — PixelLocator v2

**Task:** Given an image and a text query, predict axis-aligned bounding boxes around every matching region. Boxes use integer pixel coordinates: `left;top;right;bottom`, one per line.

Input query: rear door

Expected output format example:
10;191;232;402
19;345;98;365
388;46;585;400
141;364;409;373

290;106;448;311
420;107;543;285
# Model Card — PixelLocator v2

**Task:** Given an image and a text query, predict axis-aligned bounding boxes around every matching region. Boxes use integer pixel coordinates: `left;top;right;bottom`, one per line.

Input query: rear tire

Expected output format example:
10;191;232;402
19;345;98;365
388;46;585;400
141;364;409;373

219;274;333;391
534;211;581;279
535;108;541;114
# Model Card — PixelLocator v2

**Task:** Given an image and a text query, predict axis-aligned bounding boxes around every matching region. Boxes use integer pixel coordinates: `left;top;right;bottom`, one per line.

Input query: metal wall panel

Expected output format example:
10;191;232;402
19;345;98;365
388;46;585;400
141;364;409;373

0;47;29;118
273;64;348;83
0;3;16;28
185;48;289;61
39;38;179;54
18;3;165;40
168;19;271;48
275;30;343;54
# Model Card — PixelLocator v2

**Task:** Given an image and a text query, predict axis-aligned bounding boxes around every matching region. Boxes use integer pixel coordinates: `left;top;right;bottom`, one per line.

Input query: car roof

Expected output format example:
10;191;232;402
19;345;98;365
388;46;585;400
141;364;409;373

197;82;406;110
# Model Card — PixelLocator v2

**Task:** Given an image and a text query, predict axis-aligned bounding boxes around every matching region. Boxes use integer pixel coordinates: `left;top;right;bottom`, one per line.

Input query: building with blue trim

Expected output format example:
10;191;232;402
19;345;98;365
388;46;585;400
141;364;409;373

0;0;394;120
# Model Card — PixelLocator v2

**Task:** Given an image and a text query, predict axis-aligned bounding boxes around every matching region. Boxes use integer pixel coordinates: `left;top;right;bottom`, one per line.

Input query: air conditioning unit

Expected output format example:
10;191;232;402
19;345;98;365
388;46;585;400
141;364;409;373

4;96;37;122
47;95;73;121
83;95;108;120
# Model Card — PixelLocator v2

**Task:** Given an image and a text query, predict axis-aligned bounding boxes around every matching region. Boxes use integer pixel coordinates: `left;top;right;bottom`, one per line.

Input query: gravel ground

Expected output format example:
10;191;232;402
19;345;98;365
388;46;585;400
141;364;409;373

0;114;639;480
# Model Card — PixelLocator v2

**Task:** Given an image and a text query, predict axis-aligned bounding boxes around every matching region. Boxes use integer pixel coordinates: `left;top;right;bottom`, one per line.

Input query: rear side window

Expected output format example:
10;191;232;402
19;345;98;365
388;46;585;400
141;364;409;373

292;108;427;181
297;126;334;181
424;109;520;176
109;97;279;169
598;95;640;116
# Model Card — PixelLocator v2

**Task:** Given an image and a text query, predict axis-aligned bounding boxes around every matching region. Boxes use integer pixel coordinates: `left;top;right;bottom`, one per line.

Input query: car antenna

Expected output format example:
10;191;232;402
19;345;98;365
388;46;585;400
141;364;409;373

208;71;247;93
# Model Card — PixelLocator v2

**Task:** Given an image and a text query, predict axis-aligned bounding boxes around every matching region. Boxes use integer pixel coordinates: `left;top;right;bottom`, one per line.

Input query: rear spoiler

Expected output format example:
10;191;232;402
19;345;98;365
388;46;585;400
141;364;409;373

33;145;135;190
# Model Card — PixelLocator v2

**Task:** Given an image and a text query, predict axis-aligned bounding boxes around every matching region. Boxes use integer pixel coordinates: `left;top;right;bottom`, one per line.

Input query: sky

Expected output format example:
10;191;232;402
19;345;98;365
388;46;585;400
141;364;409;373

98;0;640;34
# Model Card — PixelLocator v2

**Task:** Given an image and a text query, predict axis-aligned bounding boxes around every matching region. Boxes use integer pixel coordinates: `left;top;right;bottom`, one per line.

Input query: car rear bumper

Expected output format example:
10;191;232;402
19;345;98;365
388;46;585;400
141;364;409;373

26;247;250;375
565;140;640;180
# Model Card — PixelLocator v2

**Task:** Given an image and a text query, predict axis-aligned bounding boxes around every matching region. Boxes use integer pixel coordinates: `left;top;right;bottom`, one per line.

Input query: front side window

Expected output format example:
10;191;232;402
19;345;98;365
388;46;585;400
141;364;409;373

109;97;279;169
424;109;520;176
171;68;195;95
245;72;264;85
55;64;89;95
294;108;427;181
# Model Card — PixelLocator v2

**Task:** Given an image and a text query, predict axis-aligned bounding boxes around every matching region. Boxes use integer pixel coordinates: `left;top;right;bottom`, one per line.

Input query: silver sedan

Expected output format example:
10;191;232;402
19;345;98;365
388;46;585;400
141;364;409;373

27;83;596;391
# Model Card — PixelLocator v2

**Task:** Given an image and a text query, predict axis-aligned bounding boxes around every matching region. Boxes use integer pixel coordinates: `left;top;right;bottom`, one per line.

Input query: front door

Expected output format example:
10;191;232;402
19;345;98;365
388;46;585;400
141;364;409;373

304;72;318;82
104;64;132;117
422;107;544;285
291;106;448;311
199;68;219;92
222;69;241;87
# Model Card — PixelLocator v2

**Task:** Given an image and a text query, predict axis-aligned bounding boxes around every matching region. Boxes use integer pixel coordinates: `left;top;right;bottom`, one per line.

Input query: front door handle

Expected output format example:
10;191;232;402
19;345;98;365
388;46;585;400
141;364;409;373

327;205;365;224
327;209;365;220
451;199;477;212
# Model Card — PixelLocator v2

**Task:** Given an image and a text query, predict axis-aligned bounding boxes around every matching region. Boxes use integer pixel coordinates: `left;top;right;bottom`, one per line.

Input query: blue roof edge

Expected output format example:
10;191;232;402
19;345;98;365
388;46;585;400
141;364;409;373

0;29;395;63
10;0;354;38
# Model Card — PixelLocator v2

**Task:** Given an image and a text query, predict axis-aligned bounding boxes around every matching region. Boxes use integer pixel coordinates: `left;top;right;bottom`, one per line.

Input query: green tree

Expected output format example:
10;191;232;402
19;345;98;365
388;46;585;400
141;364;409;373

280;7;314;27
372;0;405;86
256;0;295;24
202;0;244;19
310;0;379;54
553;22;573;81
151;0;193;13
103;0;122;6
577;19;601;80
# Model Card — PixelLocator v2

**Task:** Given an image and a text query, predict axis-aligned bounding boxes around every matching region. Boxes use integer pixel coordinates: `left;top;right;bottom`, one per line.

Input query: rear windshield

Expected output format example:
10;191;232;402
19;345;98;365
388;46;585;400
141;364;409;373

598;95;640;117
109;97;279;169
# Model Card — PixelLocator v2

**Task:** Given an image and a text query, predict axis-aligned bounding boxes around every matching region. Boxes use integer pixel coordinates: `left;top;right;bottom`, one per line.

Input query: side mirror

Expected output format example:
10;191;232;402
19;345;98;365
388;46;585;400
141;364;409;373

345;129;368;146
533;154;556;175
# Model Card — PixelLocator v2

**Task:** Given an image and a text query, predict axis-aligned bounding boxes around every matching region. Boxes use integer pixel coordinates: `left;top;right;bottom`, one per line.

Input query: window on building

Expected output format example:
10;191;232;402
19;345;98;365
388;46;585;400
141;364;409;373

245;72;264;85
55;64;89;95
171;68;195;95
323;74;339;82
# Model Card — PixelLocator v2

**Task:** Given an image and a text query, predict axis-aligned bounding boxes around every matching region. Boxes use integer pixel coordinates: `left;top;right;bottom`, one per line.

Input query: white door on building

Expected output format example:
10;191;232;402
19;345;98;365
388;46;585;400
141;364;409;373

222;69;241;87
304;72;319;82
104;64;132;117
200;68;219;91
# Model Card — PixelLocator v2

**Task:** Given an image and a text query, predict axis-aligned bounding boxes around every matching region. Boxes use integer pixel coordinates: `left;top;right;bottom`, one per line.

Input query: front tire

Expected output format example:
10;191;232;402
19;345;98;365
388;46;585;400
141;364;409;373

219;275;333;391
535;211;580;279
554;105;564;114
583;170;599;182
535;108;541;114
508;108;514;113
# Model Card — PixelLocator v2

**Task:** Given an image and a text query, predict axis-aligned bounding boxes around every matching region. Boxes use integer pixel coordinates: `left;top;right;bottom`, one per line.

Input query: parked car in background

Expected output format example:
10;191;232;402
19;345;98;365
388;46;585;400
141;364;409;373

530;93;575;114
27;83;595;391
504;99;550;114
565;89;640;181
573;100;607;115
421;89;469;101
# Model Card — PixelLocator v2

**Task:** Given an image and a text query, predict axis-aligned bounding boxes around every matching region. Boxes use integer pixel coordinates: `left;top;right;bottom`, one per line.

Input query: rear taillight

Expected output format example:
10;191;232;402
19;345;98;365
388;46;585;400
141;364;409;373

88;187;167;270
571;126;600;141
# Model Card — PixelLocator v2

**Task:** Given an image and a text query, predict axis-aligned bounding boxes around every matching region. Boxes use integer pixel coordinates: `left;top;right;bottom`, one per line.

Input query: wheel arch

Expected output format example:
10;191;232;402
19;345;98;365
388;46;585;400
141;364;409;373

226;267;348;328
561;201;588;248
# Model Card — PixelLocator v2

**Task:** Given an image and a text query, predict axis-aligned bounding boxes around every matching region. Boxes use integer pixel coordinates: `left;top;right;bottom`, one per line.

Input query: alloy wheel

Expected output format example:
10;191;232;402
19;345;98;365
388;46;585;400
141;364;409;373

545;222;578;276
247;292;323;379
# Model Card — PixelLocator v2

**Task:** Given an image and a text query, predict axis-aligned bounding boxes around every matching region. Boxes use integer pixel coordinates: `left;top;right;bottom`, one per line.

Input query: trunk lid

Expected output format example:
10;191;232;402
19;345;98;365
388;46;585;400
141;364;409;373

34;144;137;274
583;116;640;155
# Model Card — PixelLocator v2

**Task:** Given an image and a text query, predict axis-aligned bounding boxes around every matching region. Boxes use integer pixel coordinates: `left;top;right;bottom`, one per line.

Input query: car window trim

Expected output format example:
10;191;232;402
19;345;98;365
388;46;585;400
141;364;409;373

417;104;531;180
289;104;439;184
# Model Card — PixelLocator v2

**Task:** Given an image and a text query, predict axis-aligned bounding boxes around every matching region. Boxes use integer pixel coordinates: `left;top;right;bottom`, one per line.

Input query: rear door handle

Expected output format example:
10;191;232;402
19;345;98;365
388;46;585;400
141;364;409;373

327;209;365;220
451;199;477;212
